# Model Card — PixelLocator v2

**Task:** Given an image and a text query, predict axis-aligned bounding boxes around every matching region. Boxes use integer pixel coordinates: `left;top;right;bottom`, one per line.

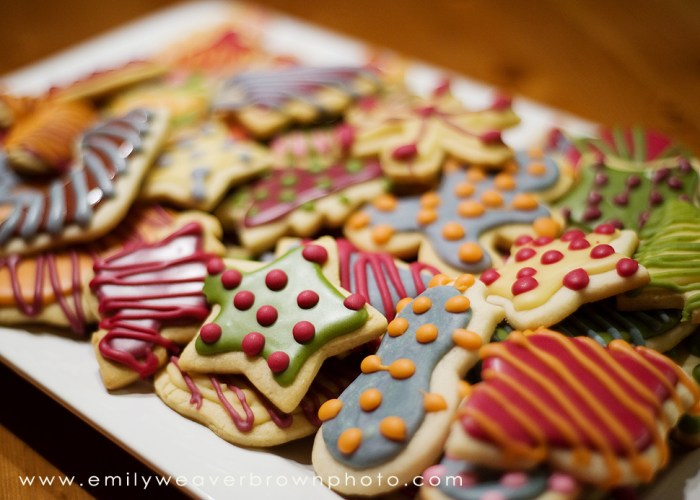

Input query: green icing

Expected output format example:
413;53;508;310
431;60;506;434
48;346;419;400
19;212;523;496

281;174;298;187
279;189;296;202
196;246;369;385
345;158;362;173
301;201;316;212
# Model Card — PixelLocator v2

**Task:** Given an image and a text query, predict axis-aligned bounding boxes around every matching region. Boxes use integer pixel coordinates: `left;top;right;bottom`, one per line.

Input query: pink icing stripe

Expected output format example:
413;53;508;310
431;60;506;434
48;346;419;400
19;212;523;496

171;356;202;409
209;377;255;432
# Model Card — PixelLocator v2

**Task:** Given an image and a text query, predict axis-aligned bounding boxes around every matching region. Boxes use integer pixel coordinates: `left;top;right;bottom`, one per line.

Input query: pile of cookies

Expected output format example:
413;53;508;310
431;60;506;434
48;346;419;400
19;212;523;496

1;21;699;500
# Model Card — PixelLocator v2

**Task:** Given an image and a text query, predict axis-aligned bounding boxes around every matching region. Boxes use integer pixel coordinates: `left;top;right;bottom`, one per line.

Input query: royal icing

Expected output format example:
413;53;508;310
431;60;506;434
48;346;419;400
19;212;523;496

270;123;355;170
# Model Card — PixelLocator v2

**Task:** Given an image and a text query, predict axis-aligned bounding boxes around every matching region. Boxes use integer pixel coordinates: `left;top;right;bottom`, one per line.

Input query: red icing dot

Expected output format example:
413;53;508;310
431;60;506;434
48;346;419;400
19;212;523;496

344;293;367;310
590;244;615;259
392;143;418;161
594;223;616;235
292;321;316;343
241;332;265;356
569;238;591;250
206;257;225;275
512;277;538;296
257;305;278;327
221;269;242;289
480;269;500;285
541;250;564;265
200;323;222;344
517;267;537;278
616;258;639;277
515;248;536;262
267;351;290;373
302;244;328;264
233;290;255;310
560;229;586;242
513;235;533;247
533;236;553;246
563;268;590;290
297;290;320;309
265;269;288;291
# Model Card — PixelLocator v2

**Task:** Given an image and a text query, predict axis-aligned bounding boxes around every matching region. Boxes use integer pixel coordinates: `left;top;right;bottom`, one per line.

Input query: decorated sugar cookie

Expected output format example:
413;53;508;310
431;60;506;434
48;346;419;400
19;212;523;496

213;65;380;138
344;151;564;275
155;355;359;447
482;224;649;329
90;212;225;390
445;329;700;488
0;93;40;128
0;109;169;256
312;274;504;496
270;123;355;170
618;200;700;323
216;158;386;254
178;238;388;413
348;83;520;184
554;126;699;230
141;119;271;211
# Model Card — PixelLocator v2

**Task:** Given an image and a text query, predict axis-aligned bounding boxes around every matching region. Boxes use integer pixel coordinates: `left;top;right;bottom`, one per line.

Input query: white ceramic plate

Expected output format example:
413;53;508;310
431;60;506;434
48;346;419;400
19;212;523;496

1;2;698;498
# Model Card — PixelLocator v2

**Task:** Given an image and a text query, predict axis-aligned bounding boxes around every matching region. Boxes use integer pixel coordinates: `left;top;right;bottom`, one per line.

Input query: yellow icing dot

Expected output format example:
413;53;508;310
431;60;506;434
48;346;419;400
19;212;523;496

458;380;473;399
389;359;416;379
318;399;343;421
429;274;452;288
454;182;475;198
412;296;432;314
458;200;485;218
415;324;439;343
347;211;370;230
458;242;484;263
420;192;441;209
372;224;395;245
528;162;547;176
337;428;363;454
373;194;398;212
442;222;466;241
467;168;486;182
423;392;448;412
445;295;471;313
379;416;407;441
494;173;516;191
396;297;412;313
387;317;409;337
481;190;503;207
361;355;383;374
452;329;483;351
416;208;438;226
454;273;475;291
511;193;539;211
359;388;383;412
533;216;561;238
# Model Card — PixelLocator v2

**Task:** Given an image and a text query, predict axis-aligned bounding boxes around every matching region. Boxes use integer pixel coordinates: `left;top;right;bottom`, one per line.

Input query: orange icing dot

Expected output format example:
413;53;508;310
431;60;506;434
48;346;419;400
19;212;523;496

337;428;363;454
528;147;544;159
511;193;539;211
420;192;441;209
389;359;416;379
458;380;473;399
387;317;409;337
373;194;398;212
503;160;518;173
442;222;466;241
416;208;438;226
359;388;383;412
494;173;516;191
371;224;395;245
424;392;448;412
445;295;471;313
318;398;343;421
481;190;503;207
453;273;476;291
429;274;451;288
416;324;439;343
533;216;561;238
347;211;370;230
458;200;485;218
452;329;483;351
379;416;407;441
455;182;475;198
467;168;487;182
396;297;412;313
412;296;432;314
458;242;483;263
361;354;383;374
528;162;547;176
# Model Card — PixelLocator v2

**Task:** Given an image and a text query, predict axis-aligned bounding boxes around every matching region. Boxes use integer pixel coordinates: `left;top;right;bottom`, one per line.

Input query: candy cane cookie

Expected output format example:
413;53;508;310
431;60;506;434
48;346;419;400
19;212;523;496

312;274;504;496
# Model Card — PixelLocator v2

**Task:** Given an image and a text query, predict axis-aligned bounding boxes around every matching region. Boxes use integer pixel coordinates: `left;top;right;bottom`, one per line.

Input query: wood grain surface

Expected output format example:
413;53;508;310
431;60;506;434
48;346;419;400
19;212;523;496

0;0;699;498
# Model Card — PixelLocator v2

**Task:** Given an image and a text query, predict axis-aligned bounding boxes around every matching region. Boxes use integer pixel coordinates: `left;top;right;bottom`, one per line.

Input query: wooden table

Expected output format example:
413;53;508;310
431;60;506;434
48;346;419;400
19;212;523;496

1;1;699;498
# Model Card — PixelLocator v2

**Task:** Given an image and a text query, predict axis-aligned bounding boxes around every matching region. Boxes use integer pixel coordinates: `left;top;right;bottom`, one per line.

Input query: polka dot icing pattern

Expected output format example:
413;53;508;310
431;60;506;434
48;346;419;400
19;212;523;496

194;244;370;385
455;329;700;487
320;283;473;467
347;150;559;274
